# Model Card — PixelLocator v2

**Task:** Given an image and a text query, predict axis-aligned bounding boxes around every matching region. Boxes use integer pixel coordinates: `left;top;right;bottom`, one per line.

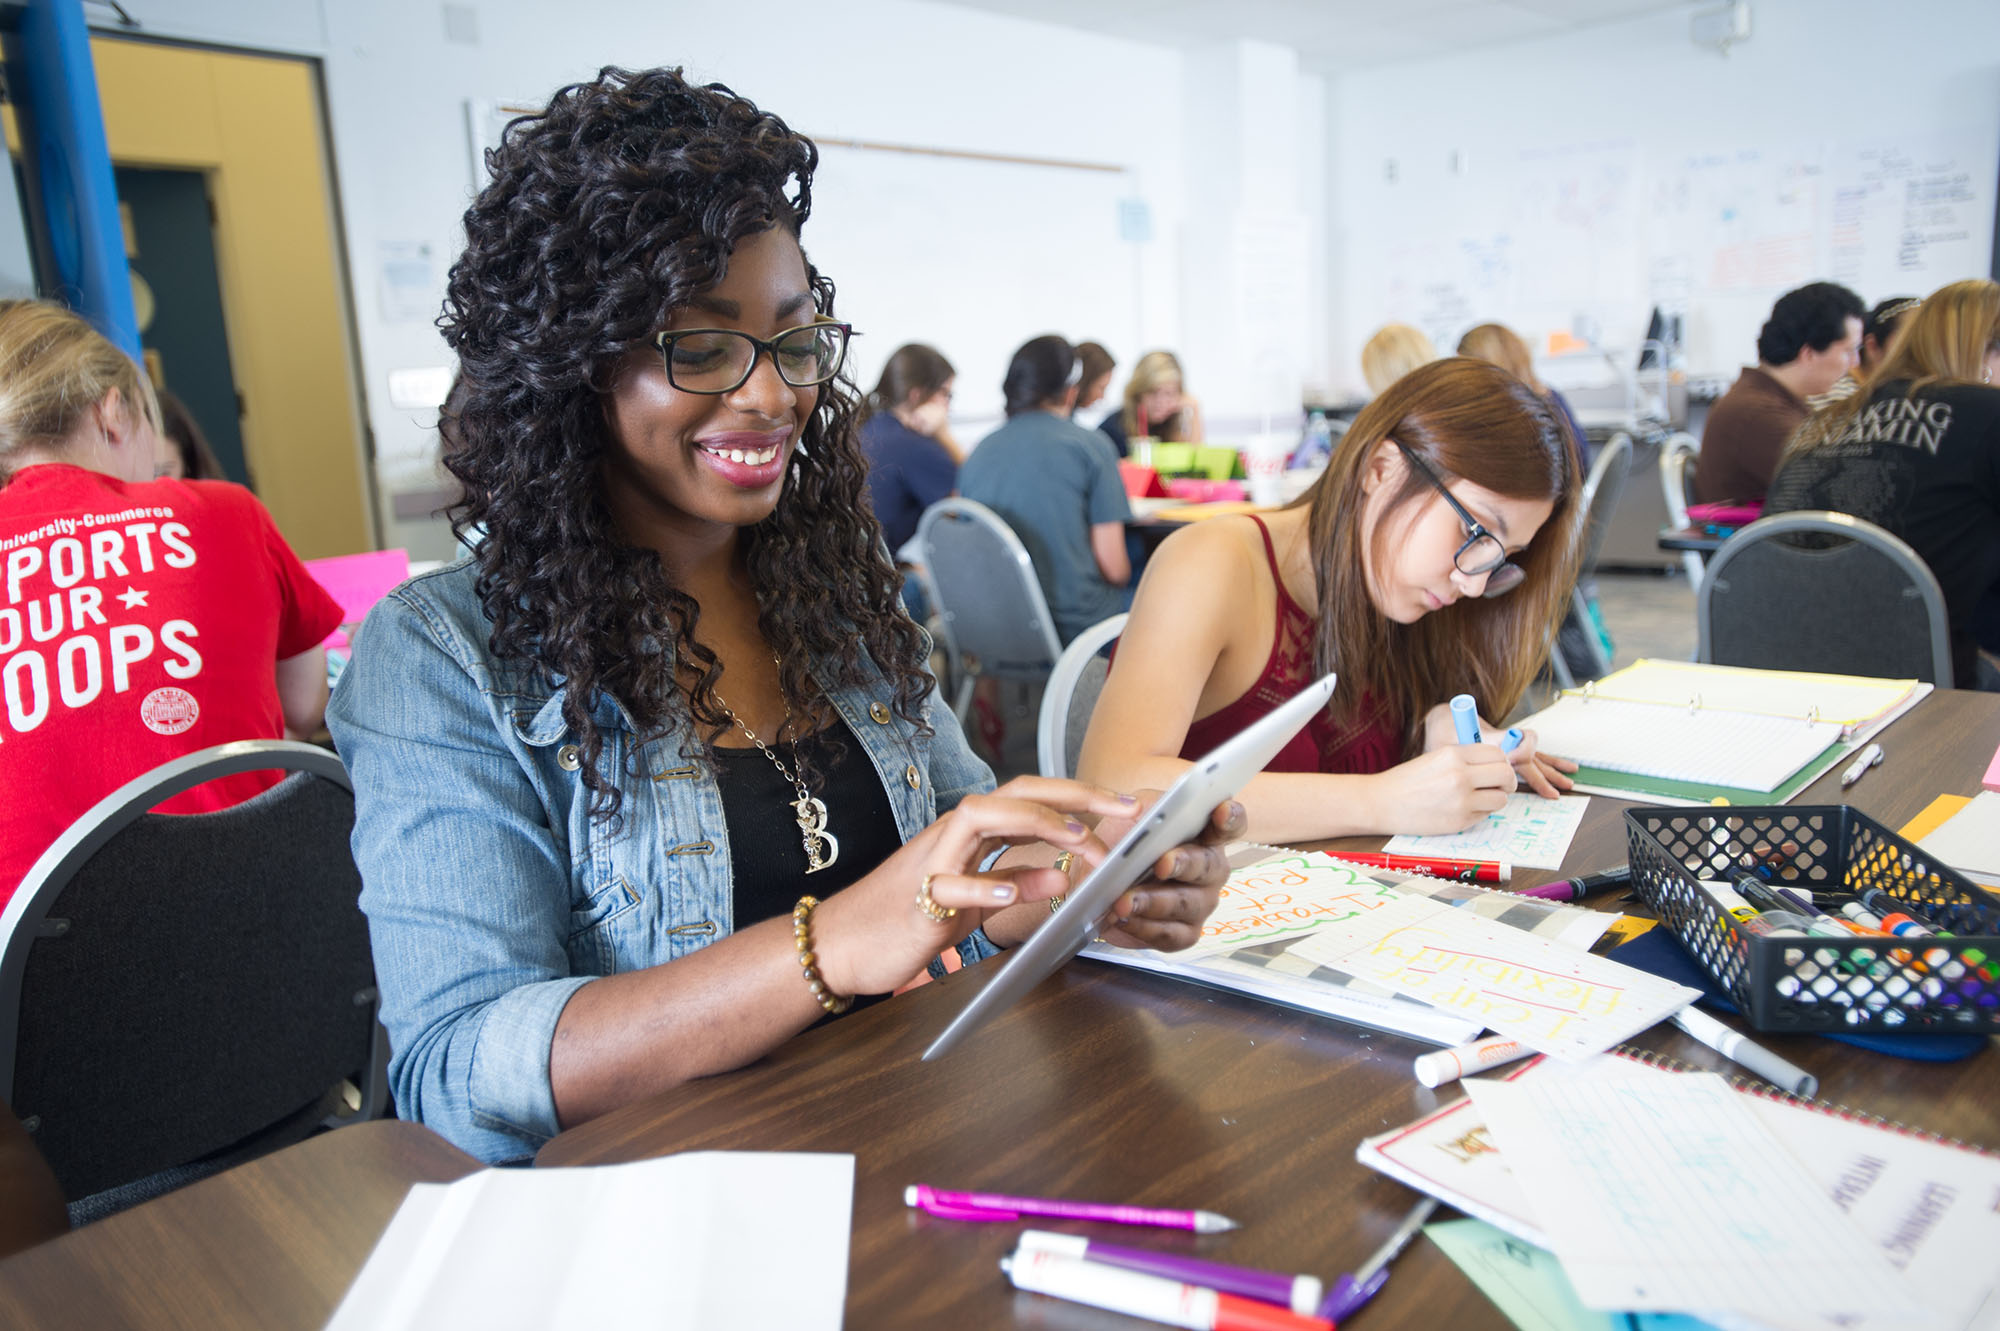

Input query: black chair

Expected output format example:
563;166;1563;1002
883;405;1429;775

1697;511;1954;686
0;740;387;1216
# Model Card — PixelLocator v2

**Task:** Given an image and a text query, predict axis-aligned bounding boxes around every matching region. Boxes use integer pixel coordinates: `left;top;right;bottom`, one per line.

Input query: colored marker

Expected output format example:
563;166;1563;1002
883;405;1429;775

1413;1034;1531;1088
1839;743;1884;788
1499;727;1524;754
1319;1195;1439;1323
906;1184;1237;1233
1450;694;1481;745
1330;850;1511;884
1002;1249;1333;1331
1519;865;1631;902
1014;1231;1322;1315
1670;1004;1818;1099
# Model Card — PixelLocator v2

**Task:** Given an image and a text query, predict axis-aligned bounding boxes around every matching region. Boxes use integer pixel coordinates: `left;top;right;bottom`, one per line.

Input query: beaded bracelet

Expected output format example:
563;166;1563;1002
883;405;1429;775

792;895;853;1015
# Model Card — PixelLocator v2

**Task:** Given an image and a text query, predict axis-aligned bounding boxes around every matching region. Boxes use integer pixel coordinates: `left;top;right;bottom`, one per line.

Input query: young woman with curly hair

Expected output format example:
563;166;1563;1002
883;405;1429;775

325;67;1239;1165
1079;358;1584;843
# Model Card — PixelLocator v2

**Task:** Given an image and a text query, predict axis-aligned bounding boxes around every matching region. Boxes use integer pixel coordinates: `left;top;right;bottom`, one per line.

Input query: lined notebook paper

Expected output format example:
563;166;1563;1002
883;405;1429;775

1523;696;1838;792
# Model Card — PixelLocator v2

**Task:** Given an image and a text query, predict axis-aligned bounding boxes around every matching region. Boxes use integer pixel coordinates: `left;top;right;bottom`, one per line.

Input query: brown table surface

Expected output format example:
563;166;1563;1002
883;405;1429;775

539;686;2000;1330
0;1119;479;1330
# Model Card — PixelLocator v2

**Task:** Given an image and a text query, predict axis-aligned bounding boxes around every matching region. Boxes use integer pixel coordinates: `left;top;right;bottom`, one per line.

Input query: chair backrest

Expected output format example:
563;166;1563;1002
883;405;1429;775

1574;430;1634;578
0;741;386;1200
917;498;1064;683
1036;613;1128;779
1697;511;1954;686
1658;432;1699;528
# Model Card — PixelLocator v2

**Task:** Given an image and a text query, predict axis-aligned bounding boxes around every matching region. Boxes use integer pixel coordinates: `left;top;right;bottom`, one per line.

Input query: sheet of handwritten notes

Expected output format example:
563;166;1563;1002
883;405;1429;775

1287;893;1696;1057
1464;1074;1926;1326
1382;793;1590;870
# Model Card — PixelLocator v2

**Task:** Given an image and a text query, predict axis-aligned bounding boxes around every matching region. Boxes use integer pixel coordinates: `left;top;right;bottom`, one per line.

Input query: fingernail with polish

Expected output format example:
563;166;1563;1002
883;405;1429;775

1066;820;1086;835
990;884;1016;903
1117;792;1138;804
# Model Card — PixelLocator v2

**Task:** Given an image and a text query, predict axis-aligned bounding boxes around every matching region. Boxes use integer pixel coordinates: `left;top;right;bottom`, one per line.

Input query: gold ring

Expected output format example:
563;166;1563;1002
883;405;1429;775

1053;850;1075;877
916;872;957;922
1049;894;1066;915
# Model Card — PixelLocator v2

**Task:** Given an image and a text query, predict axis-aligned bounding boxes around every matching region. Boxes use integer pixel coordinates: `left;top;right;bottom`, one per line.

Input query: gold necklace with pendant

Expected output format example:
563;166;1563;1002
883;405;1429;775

714;663;838;874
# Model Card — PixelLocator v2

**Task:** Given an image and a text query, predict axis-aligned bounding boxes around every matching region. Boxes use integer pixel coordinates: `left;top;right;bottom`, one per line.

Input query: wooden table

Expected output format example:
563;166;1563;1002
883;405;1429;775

539;687;2000;1330
0;1120;478;1330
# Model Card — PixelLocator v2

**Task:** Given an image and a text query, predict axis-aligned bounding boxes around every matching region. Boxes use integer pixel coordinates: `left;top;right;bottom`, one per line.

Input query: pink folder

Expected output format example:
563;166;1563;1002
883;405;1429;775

1983;738;2000;793
305;549;411;650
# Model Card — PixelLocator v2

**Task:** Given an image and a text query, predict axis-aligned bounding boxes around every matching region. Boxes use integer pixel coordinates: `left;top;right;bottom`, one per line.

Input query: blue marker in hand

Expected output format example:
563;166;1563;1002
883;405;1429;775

1500;727;1523;754
1450;694;1481;745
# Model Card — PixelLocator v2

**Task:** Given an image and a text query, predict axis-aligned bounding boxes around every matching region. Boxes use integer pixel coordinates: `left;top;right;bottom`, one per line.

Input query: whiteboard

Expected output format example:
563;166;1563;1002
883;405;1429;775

801;142;1143;429
1347;131;1996;379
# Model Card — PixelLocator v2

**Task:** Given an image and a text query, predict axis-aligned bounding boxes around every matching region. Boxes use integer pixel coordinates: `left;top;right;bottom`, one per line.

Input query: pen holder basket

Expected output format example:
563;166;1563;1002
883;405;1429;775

1624;805;2000;1035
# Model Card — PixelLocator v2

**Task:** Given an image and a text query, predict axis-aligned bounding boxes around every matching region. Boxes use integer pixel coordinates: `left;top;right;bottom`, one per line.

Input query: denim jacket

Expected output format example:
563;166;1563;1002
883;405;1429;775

326;559;998;1164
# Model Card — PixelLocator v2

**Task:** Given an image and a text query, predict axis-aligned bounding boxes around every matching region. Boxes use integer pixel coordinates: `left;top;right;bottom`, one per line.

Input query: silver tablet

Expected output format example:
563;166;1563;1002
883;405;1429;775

921;670;1338;1060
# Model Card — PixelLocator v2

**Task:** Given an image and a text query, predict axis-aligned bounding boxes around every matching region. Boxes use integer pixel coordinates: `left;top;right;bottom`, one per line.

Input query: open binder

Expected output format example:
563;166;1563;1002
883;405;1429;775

1518;660;1930;805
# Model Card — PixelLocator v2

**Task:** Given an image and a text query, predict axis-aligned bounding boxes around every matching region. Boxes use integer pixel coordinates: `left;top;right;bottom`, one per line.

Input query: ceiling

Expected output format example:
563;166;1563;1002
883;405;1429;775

926;0;1701;72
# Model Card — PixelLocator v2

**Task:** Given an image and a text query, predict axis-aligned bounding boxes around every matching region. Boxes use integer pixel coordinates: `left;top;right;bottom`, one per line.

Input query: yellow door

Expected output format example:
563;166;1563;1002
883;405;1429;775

83;37;374;559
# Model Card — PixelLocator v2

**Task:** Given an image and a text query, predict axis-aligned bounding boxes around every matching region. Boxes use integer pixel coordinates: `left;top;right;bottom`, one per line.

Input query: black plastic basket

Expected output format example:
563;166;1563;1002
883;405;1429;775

1624;805;2000;1034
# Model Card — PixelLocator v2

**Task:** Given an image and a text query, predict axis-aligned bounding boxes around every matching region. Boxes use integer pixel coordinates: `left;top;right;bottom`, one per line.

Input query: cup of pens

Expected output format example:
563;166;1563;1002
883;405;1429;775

1623;805;2000;1035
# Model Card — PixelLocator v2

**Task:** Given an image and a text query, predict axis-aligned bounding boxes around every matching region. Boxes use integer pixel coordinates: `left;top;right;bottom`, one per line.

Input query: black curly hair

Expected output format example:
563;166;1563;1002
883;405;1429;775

439;66;932;818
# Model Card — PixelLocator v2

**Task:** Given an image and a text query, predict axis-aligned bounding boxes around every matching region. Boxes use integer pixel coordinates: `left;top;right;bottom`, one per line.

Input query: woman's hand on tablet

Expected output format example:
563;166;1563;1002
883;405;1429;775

812;777;1133;998
1095;795;1245;953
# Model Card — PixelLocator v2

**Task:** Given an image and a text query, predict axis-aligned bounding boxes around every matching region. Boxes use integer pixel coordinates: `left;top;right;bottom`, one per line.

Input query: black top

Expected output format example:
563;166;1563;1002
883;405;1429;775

1766;379;2000;684
713;714;905;1002
1097;408;1129;458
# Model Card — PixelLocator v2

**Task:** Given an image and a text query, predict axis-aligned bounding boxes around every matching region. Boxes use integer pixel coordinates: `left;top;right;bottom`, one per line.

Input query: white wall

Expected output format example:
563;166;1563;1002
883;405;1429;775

1328;0;2000;395
98;0;1226;551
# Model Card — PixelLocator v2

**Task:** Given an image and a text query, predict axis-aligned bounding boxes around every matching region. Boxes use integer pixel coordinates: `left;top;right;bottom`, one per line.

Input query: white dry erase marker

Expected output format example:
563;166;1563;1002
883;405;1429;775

1001;1249;1331;1331
1412;1034;1531;1088
1670;1004;1818;1099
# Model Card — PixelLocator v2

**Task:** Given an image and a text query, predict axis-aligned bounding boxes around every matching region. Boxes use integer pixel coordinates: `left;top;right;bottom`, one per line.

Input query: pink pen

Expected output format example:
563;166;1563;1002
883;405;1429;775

905;1184;1238;1233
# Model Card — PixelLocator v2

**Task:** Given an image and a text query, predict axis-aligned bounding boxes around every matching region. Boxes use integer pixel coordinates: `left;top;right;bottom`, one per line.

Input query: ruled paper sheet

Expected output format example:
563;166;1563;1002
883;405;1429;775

1463;1074;1930;1326
1524;696;1837;792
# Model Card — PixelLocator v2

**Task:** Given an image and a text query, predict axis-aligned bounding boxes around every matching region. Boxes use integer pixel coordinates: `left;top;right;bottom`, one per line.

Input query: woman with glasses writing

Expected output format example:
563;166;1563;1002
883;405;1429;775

1078;358;1583;841
326;68;1237;1166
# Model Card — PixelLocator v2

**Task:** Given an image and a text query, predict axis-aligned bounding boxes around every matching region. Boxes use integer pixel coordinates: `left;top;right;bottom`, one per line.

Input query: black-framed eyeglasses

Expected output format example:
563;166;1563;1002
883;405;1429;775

1394;441;1526;598
650;322;853;395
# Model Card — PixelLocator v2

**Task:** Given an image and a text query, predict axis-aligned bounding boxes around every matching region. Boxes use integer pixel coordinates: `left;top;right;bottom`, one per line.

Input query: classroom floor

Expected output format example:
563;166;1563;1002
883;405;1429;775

972;568;1702;782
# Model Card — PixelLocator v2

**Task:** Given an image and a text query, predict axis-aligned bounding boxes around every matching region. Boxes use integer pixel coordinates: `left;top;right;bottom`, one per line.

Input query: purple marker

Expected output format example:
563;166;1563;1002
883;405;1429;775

905;1184;1237;1233
1518;865;1631;902
1014;1230;1321;1314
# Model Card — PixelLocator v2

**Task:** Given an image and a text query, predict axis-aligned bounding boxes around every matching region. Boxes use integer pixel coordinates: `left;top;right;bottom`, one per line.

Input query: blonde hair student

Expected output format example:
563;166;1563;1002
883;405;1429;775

1078;357;1585;842
1098;348;1202;457
1360;323;1439;396
0;299;343;899
1767;279;2000;688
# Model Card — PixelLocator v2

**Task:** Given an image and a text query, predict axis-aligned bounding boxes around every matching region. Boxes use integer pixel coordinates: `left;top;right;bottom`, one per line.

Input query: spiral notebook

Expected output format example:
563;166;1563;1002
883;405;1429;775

1358;1049;1999;1331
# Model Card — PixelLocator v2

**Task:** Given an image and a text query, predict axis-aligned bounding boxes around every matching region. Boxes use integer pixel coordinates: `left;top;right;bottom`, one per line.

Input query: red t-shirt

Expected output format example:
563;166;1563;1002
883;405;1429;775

0;465;345;901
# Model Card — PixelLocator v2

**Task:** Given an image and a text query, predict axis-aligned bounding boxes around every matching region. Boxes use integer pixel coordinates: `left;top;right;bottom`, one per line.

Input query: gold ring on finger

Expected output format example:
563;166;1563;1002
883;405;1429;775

916;872;957;922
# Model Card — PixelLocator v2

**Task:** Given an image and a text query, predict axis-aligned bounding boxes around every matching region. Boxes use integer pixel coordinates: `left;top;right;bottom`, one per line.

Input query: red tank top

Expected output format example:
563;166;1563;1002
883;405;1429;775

1177;516;1403;775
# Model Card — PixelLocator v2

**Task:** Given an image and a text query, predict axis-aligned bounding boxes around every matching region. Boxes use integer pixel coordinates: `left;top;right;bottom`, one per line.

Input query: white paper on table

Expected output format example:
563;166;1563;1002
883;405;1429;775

324;1151;853;1331
1382;793;1591;870
1287;893;1696;1058
1463;1075;1930;1326
1523;696;1838;792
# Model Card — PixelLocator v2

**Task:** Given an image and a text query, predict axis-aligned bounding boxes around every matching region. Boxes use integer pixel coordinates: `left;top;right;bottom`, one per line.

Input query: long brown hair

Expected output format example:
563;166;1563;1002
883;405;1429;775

1781;278;2000;467
1298;357;1581;743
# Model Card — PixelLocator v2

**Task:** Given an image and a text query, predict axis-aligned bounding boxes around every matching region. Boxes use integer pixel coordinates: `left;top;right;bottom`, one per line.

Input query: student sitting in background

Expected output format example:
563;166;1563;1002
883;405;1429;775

1809;295;1919;410
1073;341;1115;417
1098;348;1202;457
1765;279;2000;690
327;70;1234;1166
1457;322;1588;470
1079;358;1583;844
963;335;1133;644
152;388;228;482
0;300;342;902
858;343;959;553
1359;322;1439;396
1696;281;1863;503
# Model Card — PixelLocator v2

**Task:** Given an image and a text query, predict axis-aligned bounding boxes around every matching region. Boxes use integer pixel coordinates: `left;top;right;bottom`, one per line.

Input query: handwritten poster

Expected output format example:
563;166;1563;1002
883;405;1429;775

1175;854;1400;962
1287;894;1696;1057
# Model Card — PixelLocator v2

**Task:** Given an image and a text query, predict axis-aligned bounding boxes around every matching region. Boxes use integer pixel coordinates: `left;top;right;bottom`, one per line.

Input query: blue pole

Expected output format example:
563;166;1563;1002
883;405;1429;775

14;0;140;358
